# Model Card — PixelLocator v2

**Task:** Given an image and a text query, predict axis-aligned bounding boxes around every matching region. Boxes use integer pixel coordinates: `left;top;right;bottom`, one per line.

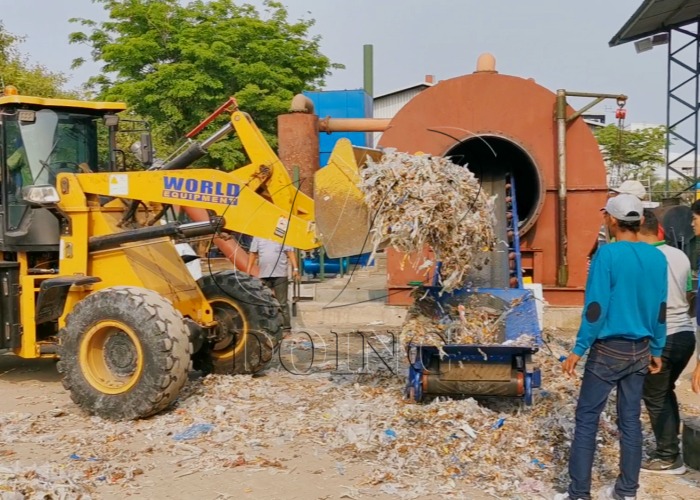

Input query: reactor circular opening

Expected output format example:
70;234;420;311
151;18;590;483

445;136;544;234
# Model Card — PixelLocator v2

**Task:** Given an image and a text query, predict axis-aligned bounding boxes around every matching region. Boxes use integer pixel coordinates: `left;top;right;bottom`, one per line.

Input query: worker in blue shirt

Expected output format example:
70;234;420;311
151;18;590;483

556;194;667;500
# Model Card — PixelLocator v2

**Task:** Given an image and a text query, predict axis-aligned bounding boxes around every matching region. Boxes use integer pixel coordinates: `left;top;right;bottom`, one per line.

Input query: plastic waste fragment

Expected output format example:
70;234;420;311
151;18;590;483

69;453;99;461
531;458;546;469
172;423;215;441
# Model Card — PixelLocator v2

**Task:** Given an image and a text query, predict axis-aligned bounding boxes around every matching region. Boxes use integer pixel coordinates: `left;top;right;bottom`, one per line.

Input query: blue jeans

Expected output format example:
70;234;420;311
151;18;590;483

568;338;650;499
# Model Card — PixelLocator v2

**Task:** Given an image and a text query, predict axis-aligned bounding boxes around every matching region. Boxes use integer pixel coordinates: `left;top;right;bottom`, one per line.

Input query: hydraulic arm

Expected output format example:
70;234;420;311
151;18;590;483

57;101;376;257
59;107;319;250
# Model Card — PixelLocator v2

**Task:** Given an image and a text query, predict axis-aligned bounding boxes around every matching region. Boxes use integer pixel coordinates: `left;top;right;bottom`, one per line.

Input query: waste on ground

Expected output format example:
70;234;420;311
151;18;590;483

1;331;698;499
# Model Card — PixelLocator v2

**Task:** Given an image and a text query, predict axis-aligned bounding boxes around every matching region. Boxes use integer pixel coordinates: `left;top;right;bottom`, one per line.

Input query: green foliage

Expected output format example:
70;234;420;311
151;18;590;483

70;0;340;169
594;124;666;183
0;22;74;97
650;177;695;203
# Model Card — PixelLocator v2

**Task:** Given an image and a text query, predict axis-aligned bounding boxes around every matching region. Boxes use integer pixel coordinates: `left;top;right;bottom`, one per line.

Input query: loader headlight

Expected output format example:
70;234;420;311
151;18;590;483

22;185;60;205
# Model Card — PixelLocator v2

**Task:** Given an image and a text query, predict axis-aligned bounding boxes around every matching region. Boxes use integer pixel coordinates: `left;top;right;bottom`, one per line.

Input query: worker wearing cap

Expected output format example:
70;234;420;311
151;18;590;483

594;180;652;247
558;194;667;500
638;209;694;475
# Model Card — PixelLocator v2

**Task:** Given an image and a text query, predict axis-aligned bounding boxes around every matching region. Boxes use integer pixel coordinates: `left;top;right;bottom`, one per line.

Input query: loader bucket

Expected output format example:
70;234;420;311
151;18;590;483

314;139;384;258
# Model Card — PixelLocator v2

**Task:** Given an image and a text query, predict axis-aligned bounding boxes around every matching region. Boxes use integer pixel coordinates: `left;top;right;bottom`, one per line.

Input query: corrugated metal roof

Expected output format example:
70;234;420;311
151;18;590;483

373;87;428;146
374;82;432;99
610;0;700;47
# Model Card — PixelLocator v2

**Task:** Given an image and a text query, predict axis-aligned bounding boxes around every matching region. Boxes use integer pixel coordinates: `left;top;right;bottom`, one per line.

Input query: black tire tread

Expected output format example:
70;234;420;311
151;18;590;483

57;286;191;420
196;270;283;374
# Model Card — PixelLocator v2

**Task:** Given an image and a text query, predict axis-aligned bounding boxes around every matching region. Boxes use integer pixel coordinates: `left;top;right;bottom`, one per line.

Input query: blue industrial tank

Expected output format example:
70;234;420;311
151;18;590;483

303;89;373;166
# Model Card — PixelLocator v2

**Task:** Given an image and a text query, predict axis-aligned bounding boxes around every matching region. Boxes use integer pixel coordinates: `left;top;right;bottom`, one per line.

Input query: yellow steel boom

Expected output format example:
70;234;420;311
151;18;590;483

57;107;372;256
65;167;318;250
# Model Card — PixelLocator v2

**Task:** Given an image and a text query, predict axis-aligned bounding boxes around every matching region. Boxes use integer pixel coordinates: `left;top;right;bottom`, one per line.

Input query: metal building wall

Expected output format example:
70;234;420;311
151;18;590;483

373;87;428;145
303;90;373;165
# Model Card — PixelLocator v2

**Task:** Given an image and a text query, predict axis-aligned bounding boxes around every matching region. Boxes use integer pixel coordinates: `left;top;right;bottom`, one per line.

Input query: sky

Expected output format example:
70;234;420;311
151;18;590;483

0;0;673;125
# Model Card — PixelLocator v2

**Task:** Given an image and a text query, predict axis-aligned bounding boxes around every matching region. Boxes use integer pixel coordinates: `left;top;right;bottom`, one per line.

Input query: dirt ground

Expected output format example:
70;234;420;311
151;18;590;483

1;326;700;500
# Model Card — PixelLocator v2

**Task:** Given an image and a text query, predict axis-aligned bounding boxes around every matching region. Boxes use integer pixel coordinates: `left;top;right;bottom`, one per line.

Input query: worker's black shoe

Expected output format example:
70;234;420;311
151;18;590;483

641;455;686;475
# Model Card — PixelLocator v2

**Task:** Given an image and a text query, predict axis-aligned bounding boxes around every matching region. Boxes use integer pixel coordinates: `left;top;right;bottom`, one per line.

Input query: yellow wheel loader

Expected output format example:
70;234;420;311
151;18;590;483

0;87;374;420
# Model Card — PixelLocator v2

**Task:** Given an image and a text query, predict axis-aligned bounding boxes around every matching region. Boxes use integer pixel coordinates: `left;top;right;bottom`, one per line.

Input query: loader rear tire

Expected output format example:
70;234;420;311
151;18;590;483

195;270;283;375
57;287;191;420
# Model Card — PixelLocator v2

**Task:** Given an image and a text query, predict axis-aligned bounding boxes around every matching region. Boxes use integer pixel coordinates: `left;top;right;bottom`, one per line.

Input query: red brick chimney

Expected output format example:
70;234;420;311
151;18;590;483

425;74;435;84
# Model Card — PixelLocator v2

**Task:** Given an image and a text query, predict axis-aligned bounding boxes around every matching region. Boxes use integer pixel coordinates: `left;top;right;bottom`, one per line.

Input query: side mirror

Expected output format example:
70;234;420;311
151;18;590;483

137;133;154;166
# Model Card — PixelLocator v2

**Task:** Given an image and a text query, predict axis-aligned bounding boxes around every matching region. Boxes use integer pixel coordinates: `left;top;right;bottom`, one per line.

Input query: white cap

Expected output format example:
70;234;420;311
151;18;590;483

602;194;643;222
611;180;646;200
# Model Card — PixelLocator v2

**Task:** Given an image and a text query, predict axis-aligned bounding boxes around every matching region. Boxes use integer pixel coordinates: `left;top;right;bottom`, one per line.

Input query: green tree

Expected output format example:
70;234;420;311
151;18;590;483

0;22;73;97
69;0;340;169
100;108;173;171
650;177;695;203
594;124;666;184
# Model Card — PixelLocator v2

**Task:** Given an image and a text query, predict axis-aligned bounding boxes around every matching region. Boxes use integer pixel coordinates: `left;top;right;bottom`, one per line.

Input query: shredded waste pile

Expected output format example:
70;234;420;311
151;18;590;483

399;290;537;349
3;332;694;499
0;463;93;499
401;306;503;347
359;151;496;292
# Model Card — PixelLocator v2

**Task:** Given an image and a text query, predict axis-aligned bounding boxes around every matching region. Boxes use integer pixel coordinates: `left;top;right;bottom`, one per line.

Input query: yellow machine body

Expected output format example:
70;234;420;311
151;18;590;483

0;93;375;359
0;89;381;419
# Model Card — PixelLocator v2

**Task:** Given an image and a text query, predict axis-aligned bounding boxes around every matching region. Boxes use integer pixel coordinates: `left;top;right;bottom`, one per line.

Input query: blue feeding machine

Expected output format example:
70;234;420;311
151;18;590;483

404;173;542;406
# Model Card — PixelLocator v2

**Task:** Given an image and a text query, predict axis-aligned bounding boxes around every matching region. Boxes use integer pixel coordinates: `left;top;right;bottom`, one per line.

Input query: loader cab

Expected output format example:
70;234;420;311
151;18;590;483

0;88;127;252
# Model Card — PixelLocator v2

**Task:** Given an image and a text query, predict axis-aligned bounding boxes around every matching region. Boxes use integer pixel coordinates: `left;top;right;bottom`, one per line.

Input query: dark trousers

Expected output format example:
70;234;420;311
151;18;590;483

642;330;696;461
262;276;291;330
568;338;650;499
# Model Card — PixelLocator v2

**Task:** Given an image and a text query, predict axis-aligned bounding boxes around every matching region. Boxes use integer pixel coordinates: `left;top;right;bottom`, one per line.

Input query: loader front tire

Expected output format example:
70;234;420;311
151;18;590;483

195;270;283;375
57;287;191;420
